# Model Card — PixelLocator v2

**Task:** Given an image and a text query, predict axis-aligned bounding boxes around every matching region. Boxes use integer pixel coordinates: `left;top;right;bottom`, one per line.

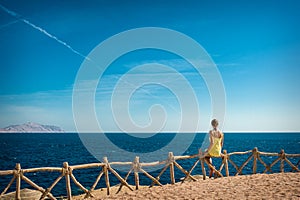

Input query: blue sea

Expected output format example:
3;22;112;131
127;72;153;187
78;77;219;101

0;133;299;197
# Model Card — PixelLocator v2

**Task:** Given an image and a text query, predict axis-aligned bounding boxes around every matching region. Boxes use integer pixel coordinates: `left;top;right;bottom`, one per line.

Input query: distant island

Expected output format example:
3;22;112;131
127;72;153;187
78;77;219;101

0;122;65;133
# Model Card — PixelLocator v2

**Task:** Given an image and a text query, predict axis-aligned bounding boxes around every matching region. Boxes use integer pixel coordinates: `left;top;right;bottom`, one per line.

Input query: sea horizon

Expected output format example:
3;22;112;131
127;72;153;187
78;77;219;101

1;131;300;134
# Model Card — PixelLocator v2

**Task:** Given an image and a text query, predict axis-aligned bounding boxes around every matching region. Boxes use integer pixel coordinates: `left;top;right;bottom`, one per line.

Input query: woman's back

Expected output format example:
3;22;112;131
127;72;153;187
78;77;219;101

208;129;223;157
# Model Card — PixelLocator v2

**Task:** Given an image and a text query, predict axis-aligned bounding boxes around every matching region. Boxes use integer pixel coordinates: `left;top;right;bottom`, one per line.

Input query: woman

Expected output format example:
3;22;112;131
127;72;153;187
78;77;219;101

205;119;224;178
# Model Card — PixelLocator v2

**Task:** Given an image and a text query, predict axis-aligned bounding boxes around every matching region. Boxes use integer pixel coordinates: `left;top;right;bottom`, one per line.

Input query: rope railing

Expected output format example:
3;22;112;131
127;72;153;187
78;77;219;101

0;147;299;200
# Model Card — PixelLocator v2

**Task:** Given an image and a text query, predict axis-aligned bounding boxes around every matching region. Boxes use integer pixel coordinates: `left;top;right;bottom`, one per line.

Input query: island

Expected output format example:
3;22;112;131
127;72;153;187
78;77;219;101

0;122;65;133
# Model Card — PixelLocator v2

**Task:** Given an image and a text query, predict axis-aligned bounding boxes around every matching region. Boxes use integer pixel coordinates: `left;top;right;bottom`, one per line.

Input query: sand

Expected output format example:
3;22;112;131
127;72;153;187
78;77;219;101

82;172;300;200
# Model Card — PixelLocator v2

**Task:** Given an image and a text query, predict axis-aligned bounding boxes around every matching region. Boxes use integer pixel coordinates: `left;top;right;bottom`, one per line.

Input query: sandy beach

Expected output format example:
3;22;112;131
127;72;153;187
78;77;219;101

82;172;300;200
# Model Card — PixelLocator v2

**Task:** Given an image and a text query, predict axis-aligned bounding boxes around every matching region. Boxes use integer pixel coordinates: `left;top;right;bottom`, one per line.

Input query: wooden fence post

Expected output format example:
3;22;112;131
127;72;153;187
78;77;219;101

63;162;72;200
133;156;140;190
15;163;21;200
223;150;229;177
168;152;175;184
197;149;207;180
280;149;285;172
103;157;110;195
252;147;258;174
200;158;206;180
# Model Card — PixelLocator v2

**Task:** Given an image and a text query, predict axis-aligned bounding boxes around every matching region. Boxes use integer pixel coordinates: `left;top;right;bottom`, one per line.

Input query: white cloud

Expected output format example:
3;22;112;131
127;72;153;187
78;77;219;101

0;58;218;132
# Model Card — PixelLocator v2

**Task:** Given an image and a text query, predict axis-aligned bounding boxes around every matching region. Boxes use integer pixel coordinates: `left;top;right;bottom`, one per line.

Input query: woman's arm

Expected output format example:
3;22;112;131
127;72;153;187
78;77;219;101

221;132;224;147
206;131;213;152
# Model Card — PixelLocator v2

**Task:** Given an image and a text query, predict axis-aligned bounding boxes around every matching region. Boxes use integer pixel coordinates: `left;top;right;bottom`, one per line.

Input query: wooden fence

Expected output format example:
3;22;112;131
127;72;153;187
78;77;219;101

0;147;299;200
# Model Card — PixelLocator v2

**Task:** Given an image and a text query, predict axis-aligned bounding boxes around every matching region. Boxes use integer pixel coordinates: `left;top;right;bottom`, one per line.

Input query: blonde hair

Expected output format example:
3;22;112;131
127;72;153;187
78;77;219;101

211;119;219;127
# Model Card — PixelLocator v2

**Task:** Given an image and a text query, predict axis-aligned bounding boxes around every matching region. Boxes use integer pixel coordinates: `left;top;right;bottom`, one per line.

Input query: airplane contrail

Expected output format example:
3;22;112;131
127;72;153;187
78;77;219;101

0;19;19;30
0;3;91;61
0;4;19;17
22;19;91;61
0;3;183;116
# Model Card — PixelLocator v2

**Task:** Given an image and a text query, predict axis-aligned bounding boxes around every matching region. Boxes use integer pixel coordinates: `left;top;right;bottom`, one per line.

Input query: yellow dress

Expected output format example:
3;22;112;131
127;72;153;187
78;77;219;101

208;134;223;157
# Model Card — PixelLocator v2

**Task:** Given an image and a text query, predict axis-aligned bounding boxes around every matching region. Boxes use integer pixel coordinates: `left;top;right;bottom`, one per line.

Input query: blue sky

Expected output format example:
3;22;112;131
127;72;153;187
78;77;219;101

0;0;299;132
